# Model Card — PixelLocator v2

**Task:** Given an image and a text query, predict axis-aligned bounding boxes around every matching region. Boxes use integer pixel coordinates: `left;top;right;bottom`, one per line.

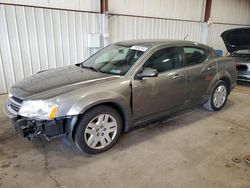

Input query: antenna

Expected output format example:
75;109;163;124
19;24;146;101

184;34;189;40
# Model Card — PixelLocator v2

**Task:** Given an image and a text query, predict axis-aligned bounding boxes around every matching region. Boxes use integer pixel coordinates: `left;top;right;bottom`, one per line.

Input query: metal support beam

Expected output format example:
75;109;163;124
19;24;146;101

100;0;109;47
100;0;108;14
204;0;212;22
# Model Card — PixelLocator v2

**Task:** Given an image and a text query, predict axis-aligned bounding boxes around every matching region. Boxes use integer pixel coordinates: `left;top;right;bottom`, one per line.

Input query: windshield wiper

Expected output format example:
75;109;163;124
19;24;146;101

81;65;100;72
81;65;119;75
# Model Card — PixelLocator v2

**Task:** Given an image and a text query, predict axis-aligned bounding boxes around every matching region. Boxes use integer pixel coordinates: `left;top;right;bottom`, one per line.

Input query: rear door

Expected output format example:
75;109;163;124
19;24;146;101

181;46;217;103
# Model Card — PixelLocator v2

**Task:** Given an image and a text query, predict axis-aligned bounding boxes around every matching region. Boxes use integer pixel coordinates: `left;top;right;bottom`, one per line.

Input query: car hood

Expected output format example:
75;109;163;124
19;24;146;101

10;65;119;100
221;27;250;53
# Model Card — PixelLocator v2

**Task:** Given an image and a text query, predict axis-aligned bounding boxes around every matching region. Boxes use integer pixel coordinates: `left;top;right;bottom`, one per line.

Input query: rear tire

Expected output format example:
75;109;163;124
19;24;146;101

74;105;122;154
203;80;228;111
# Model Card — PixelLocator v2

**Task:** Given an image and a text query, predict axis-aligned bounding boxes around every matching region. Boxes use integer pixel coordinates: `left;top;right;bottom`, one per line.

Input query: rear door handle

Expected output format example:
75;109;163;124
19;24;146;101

172;74;184;79
207;66;216;71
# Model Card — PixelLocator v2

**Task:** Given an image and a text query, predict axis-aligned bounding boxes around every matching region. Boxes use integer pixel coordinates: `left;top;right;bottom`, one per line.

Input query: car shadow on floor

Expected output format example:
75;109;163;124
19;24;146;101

0;98;236;171
0;99;237;175
28;99;235;160
237;81;250;87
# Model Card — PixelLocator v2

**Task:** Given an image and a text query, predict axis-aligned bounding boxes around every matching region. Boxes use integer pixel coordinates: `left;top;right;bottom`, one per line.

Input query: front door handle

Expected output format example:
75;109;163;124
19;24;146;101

207;66;216;71
172;74;184;79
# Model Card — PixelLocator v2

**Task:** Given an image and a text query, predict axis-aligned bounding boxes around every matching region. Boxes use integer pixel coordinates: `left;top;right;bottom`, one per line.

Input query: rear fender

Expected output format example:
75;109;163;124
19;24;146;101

206;70;231;96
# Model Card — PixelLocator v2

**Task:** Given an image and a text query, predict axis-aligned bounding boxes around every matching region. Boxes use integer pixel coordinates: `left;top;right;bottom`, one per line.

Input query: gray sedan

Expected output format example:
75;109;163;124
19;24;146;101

5;40;237;154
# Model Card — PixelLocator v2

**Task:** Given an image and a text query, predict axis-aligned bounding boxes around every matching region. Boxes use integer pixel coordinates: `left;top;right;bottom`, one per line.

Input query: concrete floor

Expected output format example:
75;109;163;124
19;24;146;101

0;85;250;188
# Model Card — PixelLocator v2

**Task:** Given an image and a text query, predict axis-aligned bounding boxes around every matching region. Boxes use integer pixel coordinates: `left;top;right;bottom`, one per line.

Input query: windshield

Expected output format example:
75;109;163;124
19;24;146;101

232;49;250;56
81;44;147;75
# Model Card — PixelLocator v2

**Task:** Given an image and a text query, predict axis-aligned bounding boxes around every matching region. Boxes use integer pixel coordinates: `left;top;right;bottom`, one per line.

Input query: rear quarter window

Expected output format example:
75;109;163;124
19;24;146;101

183;47;207;66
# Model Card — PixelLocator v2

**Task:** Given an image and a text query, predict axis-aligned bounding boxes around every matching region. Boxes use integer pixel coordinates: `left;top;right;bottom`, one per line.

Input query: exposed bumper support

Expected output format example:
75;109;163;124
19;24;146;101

11;117;70;140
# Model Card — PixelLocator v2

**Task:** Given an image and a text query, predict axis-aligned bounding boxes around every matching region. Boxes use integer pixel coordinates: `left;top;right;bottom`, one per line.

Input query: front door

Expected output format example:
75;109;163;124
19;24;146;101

132;47;187;120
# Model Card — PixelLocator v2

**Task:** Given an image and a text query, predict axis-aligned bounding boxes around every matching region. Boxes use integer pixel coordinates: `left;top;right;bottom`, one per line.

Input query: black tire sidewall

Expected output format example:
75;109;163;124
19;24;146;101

74;105;122;154
210;81;228;111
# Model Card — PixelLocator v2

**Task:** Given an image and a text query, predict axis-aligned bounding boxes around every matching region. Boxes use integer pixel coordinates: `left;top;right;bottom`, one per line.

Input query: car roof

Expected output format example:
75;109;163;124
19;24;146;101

115;39;211;49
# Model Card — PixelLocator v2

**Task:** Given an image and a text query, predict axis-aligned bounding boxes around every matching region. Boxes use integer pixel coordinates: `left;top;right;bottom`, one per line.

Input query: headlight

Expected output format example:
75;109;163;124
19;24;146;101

8;93;13;98
18;100;59;120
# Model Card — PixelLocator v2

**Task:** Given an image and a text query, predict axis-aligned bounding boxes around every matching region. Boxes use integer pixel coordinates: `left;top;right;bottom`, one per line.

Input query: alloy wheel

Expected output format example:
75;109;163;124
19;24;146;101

84;114;118;149
213;85;227;108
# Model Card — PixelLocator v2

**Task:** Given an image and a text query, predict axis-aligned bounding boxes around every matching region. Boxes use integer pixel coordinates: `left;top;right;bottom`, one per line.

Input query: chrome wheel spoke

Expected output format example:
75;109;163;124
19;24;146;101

87;135;98;147
85;128;96;135
91;139;99;148
99;136;108;147
106;121;116;129
88;122;98;130
218;86;222;92
104;134;112;143
107;126;117;134
103;115;109;126
97;115;104;125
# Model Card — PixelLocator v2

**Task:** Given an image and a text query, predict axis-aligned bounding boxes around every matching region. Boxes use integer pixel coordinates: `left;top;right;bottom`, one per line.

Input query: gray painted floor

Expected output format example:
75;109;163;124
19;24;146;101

0;85;250;188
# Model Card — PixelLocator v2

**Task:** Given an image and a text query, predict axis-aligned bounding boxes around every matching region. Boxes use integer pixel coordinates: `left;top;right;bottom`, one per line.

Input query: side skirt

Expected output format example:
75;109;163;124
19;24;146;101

130;99;207;130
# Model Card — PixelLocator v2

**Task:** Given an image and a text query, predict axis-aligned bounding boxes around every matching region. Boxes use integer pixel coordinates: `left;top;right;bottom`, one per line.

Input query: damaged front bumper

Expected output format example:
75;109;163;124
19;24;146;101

11;117;67;140
4;96;78;141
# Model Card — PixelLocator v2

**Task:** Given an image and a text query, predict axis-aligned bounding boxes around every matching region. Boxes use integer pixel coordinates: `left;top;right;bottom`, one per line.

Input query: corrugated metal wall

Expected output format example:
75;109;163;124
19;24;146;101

0;1;250;94
0;4;102;93
109;15;250;54
109;15;206;43
109;0;206;21
211;0;250;25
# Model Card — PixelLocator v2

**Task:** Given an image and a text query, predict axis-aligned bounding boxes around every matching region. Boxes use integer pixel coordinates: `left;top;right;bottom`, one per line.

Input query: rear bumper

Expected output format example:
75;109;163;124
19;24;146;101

237;75;250;82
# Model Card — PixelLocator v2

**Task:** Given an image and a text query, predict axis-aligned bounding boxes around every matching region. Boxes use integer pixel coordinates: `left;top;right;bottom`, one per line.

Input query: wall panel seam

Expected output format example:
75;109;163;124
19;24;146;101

34;8;42;71
24;7;34;75
3;5;16;83
14;6;25;79
0;49;7;92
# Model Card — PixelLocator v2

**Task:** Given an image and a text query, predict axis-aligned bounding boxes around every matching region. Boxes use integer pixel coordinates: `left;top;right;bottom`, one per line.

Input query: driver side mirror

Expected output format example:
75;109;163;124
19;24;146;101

137;68;158;80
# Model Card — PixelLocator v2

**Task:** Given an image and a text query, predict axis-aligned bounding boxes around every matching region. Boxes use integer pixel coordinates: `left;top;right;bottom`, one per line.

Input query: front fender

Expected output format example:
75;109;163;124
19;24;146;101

67;91;129;114
67;91;133;132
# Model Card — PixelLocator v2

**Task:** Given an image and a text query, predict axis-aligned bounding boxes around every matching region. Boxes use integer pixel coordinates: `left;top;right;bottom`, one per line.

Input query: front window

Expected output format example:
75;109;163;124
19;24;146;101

81;44;147;75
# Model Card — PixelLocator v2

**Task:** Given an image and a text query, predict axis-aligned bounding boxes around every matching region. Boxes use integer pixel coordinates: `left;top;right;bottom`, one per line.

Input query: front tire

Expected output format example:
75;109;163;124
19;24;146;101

203;80;228;111
74;105;122;154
